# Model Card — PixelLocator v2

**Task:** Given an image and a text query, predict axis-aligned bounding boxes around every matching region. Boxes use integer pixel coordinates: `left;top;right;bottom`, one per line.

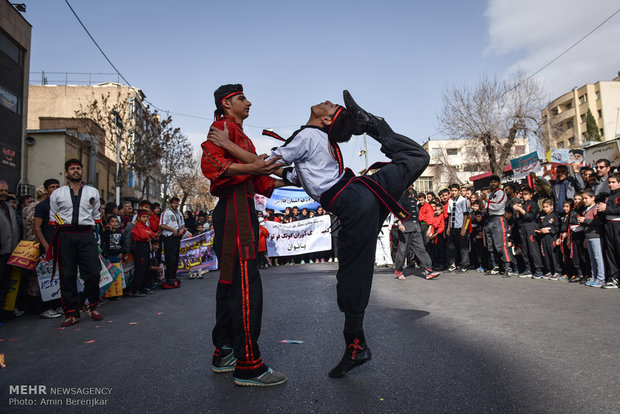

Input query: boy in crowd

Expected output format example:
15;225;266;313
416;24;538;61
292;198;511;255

417;192;433;248
446;183;470;272
578;190;605;287
101;215;123;263
130;210;156;296
513;186;544;279
481;176;511;276
535;199;562;280
470;211;487;272
597;172;620;289
427;202;446;267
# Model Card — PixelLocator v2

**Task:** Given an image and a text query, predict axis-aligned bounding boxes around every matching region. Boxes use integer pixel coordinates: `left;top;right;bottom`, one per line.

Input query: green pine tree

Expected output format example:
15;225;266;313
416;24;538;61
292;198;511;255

585;109;601;141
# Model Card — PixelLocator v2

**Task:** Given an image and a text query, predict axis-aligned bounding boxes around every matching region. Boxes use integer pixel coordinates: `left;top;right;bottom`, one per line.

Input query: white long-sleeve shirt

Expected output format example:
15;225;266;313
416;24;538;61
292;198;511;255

271;126;344;201
49;184;101;226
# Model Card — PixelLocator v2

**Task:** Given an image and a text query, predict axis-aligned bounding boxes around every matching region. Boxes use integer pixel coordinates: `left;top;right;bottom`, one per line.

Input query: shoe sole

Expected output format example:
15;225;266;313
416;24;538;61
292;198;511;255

425;273;440;280
233;377;287;387
212;365;236;373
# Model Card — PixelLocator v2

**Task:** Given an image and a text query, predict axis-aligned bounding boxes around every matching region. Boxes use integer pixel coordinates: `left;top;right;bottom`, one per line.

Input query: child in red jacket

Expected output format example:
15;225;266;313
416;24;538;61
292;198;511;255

258;218;270;269
130;210;156;296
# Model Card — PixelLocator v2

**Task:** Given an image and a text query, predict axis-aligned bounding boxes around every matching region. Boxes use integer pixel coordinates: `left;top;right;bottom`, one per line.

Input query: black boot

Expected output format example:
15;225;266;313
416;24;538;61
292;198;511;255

328;330;372;378
343;90;382;137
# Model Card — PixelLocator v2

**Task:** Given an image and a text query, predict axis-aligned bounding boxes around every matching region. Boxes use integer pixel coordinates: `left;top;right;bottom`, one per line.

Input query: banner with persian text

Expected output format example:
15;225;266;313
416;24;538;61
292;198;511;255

263;215;332;257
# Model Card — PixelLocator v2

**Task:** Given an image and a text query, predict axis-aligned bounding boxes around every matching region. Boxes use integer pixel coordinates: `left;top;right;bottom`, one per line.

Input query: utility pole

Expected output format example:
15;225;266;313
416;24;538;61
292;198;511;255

110;110;123;206
362;133;369;170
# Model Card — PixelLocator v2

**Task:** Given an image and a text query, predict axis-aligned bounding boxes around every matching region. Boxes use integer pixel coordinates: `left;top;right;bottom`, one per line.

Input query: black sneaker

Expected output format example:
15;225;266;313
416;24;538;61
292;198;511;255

234;368;287;387
212;347;237;373
328;345;372;378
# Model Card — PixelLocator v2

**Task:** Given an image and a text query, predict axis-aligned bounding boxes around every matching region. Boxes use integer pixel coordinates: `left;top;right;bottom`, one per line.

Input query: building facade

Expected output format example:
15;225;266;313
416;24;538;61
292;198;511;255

28;82;162;202
418;138;530;193
542;74;620;149
0;1;31;192
26;118;116;201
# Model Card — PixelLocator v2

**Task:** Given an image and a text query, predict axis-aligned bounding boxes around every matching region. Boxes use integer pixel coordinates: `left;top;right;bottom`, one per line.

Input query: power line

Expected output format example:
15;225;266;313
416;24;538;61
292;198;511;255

65;0;620;136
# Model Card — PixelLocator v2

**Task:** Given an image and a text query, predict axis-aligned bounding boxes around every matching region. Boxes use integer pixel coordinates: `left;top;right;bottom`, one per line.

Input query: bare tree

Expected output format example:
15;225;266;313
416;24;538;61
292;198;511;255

75;90;162;193
169;156;216;212
159;123;193;207
438;72;544;176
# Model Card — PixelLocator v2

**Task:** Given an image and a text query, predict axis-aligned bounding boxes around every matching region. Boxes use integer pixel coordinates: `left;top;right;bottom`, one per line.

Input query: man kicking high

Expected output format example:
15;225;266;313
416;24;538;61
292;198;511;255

208;91;430;378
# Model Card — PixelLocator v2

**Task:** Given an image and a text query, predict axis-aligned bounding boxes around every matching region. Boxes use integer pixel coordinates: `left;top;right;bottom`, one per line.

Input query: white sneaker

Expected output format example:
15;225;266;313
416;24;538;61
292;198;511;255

41;309;62;319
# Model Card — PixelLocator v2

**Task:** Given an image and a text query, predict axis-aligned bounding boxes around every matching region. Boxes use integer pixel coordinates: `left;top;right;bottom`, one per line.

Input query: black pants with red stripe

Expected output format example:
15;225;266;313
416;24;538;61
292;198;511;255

211;197;266;379
519;224;543;273
485;215;511;270
539;234;562;274
58;231;101;317
604;221;620;281
327;117;429;335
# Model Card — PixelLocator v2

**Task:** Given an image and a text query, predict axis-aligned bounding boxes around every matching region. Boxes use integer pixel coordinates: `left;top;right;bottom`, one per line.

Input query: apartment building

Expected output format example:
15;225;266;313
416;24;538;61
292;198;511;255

542;74;620;149
418;138;530;193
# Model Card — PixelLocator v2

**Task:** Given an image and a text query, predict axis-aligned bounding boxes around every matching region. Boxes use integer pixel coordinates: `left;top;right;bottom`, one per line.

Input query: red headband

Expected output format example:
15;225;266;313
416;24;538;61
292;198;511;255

67;162;81;169
218;91;243;106
328;106;344;134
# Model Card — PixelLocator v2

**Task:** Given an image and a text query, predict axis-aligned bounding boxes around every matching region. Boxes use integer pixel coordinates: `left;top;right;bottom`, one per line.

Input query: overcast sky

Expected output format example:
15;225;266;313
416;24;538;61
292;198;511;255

23;0;620;173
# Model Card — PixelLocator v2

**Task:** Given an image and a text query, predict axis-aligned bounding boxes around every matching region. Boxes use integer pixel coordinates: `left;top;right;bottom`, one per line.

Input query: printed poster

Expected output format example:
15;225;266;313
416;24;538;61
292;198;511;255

265;187;320;213
176;231;218;274
510;151;541;180
263;215;332;257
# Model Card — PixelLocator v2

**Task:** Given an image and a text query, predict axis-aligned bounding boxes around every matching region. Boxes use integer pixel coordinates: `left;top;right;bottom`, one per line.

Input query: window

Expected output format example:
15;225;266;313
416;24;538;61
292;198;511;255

414;177;433;193
566;101;573;110
557;141;565;148
595;91;600;100
446;148;459;156
569;137;575;146
580;114;586;123
582;133;588;141
579;95;586;104
0;30;23;64
600;128;604;137
566;120;573;129
598;110;602;118
463;165;479;172
0;85;19;114
514;145;526;155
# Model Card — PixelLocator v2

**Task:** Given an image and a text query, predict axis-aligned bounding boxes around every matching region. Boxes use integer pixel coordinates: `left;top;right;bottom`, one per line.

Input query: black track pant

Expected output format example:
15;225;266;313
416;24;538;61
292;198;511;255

447;228;470;268
486;216;510;270
519;224;543;273
132;241;150;292
162;236;181;281
211;197;266;379
540;234;562;274
604;221;620;281
328;117;430;334
58;231;101;317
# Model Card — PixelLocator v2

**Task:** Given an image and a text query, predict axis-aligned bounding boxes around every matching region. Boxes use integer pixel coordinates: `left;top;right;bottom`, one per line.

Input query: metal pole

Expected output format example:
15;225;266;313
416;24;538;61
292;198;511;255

115;123;121;205
363;133;369;170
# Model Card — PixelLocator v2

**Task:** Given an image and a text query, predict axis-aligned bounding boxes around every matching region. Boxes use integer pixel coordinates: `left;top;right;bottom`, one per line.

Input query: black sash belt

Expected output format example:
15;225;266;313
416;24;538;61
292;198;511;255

320;168;410;221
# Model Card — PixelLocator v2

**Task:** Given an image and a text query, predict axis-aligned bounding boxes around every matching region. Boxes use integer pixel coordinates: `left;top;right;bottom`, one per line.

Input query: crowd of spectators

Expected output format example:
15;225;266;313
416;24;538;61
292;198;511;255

385;158;620;290
0;175;216;323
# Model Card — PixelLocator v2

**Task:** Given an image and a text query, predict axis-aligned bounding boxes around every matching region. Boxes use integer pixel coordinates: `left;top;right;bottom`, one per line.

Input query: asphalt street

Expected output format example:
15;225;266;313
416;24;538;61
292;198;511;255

0;263;619;414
